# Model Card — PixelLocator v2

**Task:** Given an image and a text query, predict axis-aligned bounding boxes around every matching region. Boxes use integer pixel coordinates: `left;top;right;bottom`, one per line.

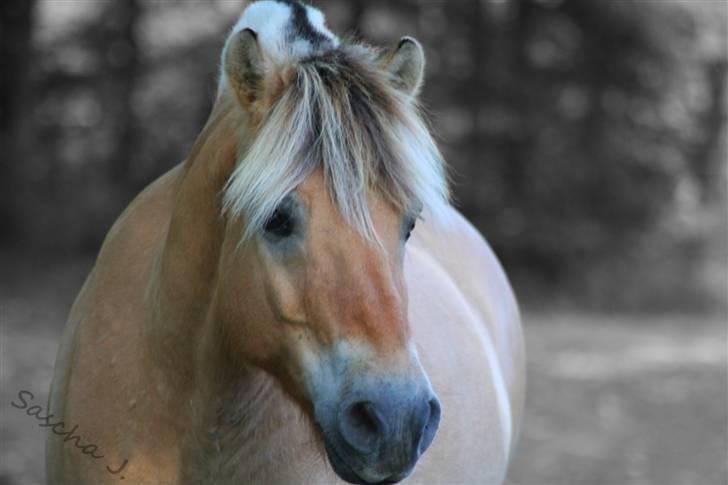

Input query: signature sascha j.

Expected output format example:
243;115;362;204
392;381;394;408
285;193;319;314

11;390;129;478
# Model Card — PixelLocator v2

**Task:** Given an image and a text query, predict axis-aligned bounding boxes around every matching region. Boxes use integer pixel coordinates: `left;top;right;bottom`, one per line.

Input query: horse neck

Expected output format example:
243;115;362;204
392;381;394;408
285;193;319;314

145;95;322;477
146;94;244;387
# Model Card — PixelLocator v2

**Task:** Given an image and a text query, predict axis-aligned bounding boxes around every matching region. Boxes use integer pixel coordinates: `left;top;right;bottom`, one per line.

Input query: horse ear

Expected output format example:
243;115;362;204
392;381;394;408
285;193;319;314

224;28;266;111
380;37;426;97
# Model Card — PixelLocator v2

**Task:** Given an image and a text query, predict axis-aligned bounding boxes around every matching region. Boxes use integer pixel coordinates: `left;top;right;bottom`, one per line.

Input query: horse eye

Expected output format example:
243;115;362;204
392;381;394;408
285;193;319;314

264;208;295;238
405;219;416;241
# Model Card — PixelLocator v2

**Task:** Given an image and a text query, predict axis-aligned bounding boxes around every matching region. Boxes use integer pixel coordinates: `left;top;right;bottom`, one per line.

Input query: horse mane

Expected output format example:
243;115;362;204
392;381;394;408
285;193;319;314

221;2;449;241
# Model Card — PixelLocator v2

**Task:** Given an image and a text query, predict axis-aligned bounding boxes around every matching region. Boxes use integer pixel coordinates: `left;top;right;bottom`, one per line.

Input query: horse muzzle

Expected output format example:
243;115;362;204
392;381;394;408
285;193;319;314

315;381;441;485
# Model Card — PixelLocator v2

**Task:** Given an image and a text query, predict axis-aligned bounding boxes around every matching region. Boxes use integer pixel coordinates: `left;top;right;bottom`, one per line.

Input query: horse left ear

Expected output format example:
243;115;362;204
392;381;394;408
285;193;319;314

224;28;267;113
380;37;426;97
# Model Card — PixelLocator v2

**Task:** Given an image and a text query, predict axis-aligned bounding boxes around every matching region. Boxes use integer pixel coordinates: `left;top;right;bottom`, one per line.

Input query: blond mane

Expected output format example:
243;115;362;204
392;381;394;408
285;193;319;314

222;40;449;241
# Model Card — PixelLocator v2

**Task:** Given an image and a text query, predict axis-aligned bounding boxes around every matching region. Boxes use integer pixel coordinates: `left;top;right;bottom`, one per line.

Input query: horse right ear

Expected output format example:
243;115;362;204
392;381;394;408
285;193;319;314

223;28;267;113
379;37;426;98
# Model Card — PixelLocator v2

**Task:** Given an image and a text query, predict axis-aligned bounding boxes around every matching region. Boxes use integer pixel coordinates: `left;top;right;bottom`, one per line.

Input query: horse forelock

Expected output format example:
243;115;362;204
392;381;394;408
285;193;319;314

221;43;450;242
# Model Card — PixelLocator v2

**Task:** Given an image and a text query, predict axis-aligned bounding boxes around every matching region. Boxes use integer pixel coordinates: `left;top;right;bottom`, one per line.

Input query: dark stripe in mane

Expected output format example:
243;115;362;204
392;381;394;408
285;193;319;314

298;50;401;202
276;0;331;47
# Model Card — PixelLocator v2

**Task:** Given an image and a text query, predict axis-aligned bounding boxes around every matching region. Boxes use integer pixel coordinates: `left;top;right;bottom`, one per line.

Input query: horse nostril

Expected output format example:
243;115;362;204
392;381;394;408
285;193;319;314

428;398;441;428
340;401;383;454
418;397;441;454
350;401;381;435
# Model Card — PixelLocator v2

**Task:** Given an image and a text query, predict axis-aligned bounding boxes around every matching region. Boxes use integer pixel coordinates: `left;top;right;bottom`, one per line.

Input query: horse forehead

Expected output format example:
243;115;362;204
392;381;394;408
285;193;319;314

296;171;401;236
296;170;328;206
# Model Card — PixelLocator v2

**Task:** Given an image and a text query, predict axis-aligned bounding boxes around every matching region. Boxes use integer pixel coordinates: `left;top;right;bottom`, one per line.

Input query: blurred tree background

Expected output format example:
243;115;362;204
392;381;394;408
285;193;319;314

1;0;725;313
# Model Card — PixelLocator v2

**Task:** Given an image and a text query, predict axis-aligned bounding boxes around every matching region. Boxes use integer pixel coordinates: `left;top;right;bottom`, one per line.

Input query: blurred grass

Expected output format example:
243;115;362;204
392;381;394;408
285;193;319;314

507;314;727;485
0;251;94;484
1;253;726;484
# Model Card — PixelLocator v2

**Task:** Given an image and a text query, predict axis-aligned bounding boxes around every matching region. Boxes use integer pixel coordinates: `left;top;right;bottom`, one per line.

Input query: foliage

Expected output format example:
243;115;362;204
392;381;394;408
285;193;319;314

0;0;725;311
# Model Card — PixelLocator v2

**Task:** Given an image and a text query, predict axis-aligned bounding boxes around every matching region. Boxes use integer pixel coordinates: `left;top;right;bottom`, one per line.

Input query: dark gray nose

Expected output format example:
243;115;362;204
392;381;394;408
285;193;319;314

337;391;441;466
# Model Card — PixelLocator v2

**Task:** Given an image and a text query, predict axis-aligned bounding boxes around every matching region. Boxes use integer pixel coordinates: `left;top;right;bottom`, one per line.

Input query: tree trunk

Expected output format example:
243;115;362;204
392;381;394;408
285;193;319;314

695;60;727;203
100;0;140;186
345;0;366;37
0;0;35;244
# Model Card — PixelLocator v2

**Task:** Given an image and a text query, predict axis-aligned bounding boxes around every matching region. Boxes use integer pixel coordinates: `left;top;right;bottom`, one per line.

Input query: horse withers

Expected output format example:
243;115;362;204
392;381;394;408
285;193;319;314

46;1;524;483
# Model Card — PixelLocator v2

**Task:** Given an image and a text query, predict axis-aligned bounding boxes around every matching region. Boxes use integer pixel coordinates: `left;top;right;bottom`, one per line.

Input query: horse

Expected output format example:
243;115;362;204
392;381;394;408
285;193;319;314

46;1;524;483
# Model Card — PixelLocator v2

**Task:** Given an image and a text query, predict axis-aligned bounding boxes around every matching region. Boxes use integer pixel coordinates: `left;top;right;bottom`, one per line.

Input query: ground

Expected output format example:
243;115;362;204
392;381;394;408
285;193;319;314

1;253;726;485
507;314;727;485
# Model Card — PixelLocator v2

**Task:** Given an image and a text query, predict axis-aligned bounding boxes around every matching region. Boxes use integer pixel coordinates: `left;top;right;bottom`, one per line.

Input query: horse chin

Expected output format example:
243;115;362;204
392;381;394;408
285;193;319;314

323;440;369;485
323;439;406;485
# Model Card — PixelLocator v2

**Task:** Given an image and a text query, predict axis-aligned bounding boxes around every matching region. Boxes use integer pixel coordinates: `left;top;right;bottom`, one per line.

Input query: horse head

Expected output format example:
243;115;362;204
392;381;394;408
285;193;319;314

208;2;449;482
